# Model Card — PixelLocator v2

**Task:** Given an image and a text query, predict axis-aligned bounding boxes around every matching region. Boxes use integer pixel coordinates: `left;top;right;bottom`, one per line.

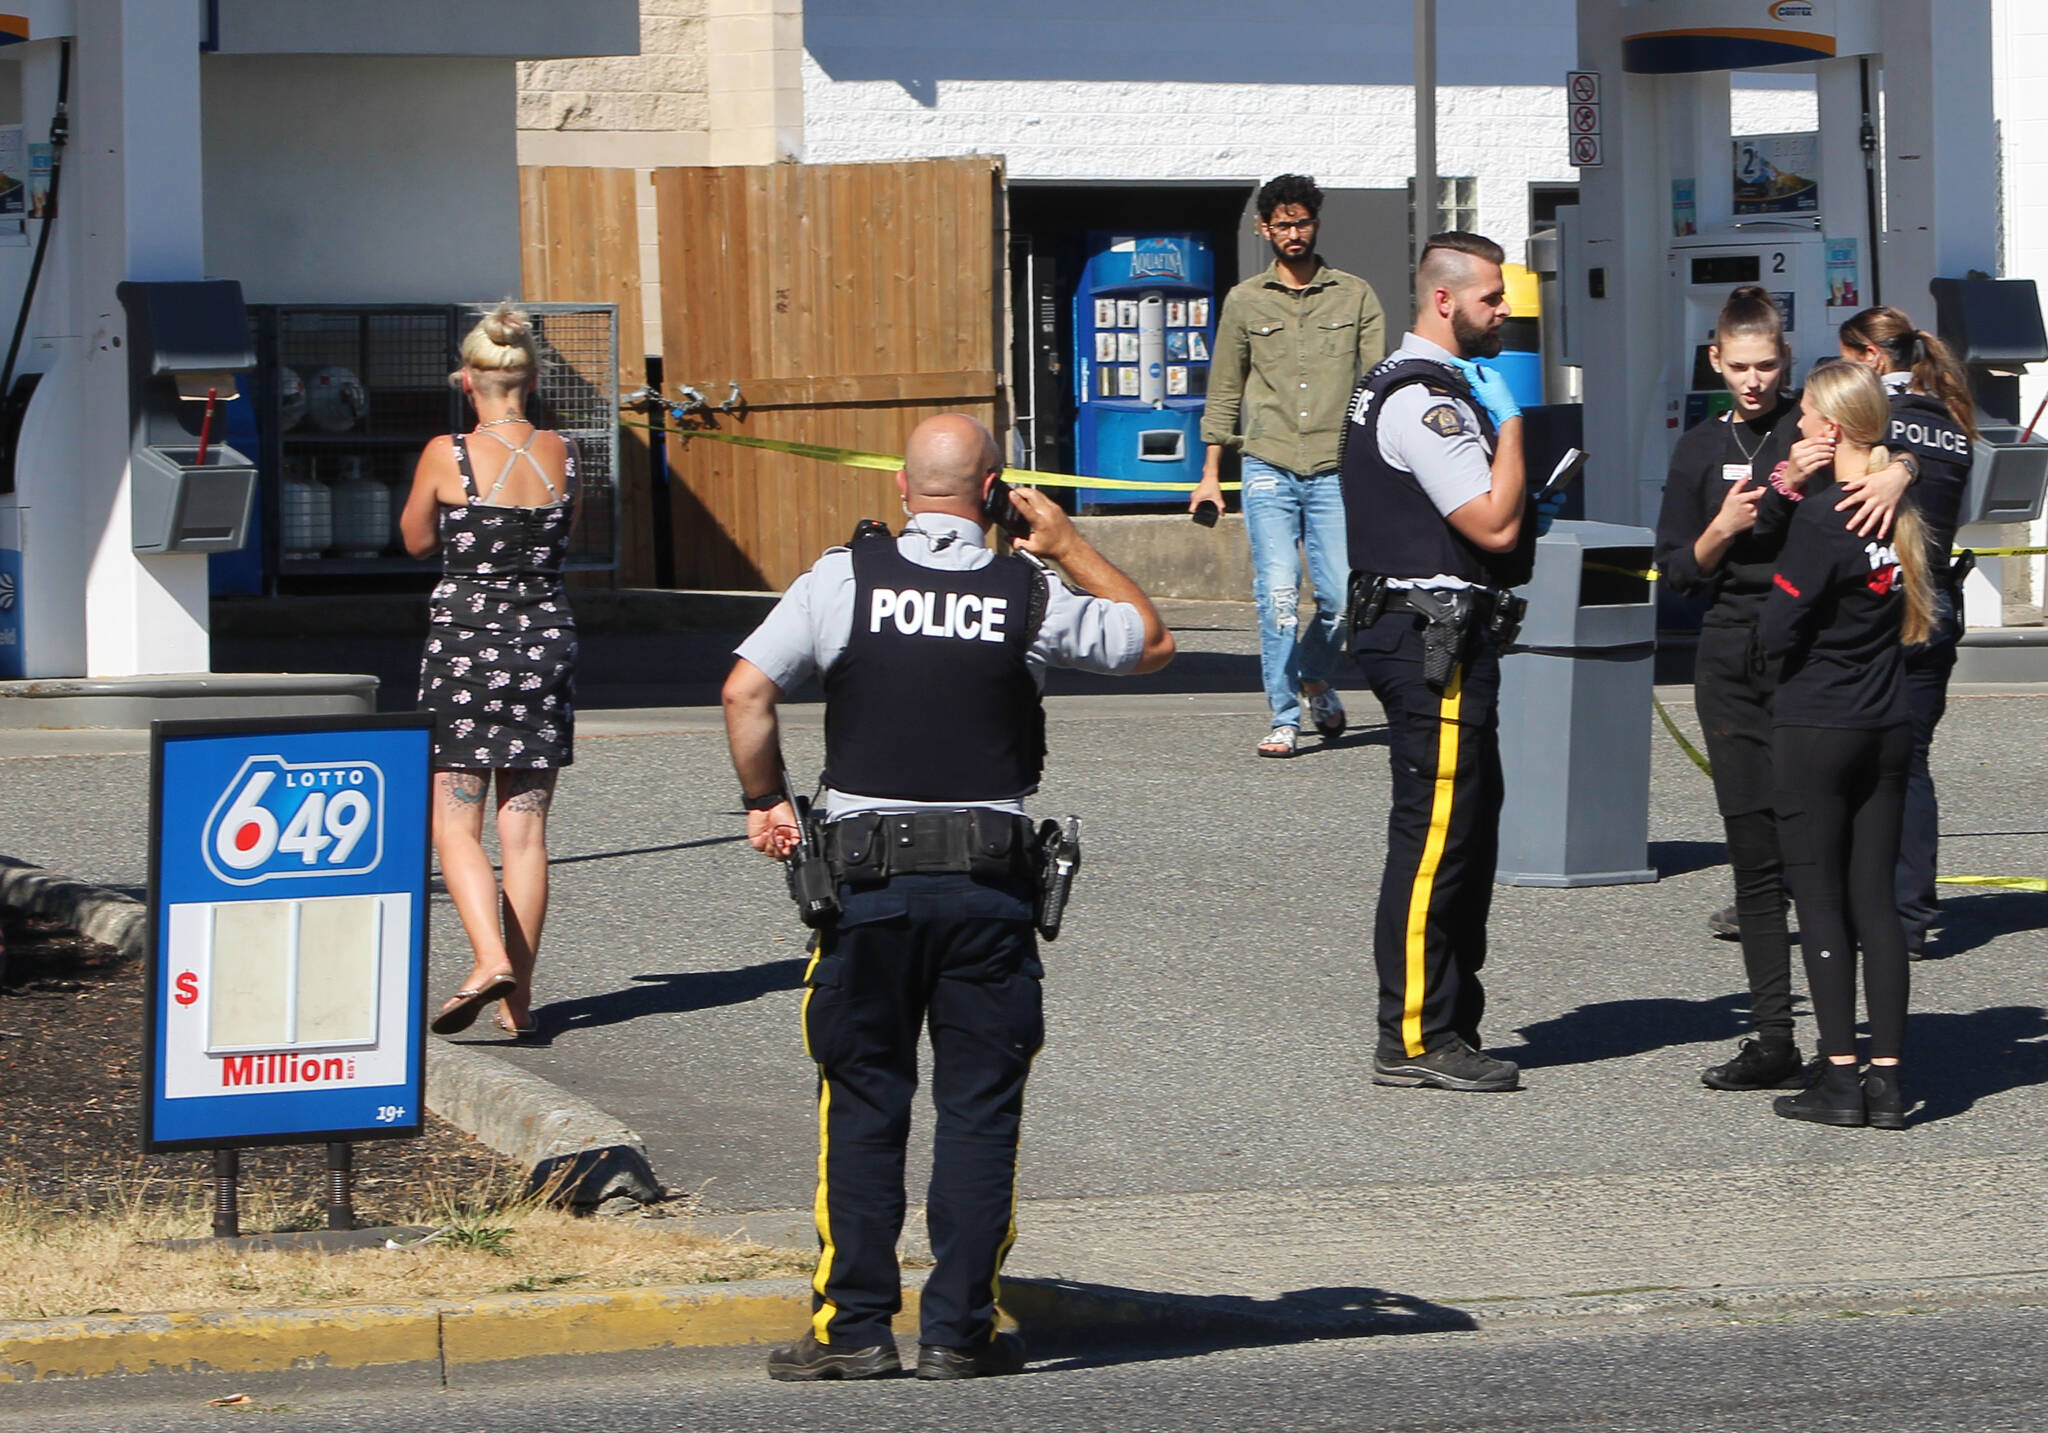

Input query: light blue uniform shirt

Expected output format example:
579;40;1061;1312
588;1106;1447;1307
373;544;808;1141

735;511;1146;816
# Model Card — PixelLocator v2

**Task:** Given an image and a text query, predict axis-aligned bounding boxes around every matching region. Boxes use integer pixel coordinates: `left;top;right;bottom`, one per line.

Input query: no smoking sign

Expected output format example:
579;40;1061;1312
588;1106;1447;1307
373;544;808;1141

1569;70;1600;105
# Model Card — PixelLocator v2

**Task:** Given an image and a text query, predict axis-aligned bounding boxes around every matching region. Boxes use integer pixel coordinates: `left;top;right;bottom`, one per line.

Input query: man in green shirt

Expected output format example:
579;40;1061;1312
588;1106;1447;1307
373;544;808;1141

1192;174;1386;757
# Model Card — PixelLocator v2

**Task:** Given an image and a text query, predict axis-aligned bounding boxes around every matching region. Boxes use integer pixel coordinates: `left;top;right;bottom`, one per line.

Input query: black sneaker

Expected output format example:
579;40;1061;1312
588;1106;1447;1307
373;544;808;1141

1372;1039;1520;1092
1773;1061;1867;1127
1701;1038;1806;1091
915;1330;1027;1380
1863;1066;1908;1130
766;1332;902;1381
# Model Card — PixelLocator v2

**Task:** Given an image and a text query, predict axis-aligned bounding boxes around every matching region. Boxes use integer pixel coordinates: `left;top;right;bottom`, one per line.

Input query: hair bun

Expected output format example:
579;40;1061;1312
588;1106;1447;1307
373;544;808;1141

1728;284;1772;305
483;304;531;345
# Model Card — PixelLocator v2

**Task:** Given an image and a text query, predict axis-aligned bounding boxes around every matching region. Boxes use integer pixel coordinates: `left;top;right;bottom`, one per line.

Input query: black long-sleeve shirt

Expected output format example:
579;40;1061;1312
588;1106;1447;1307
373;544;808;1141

1759;477;1908;729
1884;388;1972;573
1653;401;1801;627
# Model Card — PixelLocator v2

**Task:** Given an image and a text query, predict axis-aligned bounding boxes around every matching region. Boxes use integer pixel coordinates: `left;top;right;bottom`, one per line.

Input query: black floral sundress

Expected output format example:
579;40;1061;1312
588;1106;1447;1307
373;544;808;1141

416;431;578;770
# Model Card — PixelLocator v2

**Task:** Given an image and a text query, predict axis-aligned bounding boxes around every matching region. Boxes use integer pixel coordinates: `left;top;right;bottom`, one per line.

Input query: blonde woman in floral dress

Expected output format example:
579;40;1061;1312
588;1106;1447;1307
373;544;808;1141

401;303;578;1039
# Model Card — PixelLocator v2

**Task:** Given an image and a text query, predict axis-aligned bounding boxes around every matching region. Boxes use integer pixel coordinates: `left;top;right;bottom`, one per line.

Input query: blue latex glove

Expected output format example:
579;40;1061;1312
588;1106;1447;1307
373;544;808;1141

1448;357;1522;427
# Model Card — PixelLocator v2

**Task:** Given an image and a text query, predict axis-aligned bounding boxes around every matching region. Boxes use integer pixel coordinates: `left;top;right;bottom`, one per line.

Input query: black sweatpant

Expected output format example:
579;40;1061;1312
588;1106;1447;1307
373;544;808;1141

1896;591;1958;949
799;873;1043;1351
1693;622;1795;1041
1354;612;1501;1058
1772;723;1912;1060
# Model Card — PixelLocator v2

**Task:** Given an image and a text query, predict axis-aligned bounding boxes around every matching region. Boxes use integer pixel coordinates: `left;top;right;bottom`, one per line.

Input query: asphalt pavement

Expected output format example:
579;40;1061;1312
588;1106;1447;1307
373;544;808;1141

12;1300;2048;1431
6;607;2048;1320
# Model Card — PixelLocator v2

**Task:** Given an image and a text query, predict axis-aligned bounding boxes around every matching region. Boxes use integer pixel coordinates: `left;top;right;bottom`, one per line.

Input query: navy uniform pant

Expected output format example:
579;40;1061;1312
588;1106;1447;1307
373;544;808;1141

1354;611;1502;1057
1896;592;1958;951
799;872;1043;1352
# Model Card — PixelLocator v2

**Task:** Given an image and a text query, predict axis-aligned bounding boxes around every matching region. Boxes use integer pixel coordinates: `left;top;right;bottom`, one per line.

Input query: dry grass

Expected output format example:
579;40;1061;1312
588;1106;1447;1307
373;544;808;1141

0;1169;813;1321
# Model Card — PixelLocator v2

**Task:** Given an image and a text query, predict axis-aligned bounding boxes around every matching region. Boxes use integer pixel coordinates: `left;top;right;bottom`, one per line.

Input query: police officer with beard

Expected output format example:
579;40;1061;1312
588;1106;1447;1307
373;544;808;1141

1339;232;1532;1094
723;414;1173;1383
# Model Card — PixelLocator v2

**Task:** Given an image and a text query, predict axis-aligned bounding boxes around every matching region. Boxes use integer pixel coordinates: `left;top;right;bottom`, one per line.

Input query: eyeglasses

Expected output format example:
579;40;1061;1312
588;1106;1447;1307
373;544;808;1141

1264;218;1317;234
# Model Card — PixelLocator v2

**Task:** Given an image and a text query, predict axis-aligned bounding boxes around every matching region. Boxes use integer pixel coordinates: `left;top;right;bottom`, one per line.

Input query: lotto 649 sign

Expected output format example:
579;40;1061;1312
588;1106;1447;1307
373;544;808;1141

145;715;433;1152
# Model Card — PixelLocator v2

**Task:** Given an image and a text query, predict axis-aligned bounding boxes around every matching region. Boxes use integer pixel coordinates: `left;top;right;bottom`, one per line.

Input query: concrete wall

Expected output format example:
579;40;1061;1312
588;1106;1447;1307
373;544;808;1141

201;56;523;305
1995;0;2048;610
801;0;1819;262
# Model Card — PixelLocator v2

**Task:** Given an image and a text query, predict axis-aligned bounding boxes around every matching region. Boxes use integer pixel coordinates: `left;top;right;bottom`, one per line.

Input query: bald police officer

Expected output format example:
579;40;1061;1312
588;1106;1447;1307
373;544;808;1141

723;415;1174;1382
1340;232;1532;1095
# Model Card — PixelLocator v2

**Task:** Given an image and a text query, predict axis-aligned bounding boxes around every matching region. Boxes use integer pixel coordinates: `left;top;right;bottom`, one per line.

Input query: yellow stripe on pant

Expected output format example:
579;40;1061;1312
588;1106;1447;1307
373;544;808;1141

1401;666;1465;1057
801;932;842;1344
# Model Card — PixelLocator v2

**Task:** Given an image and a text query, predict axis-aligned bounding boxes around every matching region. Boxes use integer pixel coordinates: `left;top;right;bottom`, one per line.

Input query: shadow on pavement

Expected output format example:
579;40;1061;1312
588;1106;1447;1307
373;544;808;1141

1012;1279;1477;1371
1651;839;1725;878
1495;993;1755;1071
532;957;806;1037
1926;889;2048;960
1905;1004;2048;1125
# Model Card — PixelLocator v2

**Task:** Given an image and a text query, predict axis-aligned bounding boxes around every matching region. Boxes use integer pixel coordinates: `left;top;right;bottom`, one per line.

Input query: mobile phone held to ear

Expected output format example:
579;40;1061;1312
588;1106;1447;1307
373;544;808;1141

982;475;1033;539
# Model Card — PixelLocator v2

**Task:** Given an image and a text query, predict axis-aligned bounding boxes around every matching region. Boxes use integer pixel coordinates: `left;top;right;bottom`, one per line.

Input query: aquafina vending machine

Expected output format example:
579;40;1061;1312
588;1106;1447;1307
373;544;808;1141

1073;233;1214;506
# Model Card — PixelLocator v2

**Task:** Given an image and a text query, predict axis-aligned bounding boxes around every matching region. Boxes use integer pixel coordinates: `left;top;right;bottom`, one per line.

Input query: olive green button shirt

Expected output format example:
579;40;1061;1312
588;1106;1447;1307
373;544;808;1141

1199;260;1387;477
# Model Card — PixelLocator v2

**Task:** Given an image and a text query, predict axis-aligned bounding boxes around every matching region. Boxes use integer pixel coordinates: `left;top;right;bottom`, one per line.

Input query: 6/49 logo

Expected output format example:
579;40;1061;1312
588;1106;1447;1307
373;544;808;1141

202;756;385;885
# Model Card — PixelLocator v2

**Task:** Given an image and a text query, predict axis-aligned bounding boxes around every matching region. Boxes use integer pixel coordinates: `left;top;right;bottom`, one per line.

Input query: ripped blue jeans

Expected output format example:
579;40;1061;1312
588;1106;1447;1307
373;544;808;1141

1240;456;1349;729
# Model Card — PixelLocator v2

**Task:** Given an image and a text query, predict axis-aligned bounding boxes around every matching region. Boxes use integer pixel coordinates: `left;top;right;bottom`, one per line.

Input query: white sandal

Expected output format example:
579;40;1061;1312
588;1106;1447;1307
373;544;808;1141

1257;723;1299;758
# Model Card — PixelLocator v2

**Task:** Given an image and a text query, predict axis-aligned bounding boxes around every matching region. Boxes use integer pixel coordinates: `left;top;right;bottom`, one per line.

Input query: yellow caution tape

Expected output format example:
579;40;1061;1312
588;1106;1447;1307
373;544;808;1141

619;417;1239;493
1652;693;1714;778
1585;561;1661;582
1936;874;2048;892
1955;545;2048;558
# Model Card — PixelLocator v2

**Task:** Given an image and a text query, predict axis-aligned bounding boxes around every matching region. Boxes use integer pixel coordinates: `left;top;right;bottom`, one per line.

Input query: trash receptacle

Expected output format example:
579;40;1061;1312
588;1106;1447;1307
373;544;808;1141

1495;520;1658;887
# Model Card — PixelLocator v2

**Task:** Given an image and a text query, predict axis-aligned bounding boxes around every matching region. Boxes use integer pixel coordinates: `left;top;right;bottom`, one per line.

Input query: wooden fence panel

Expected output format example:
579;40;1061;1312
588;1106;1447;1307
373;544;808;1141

652;157;1005;591
517;166;653;588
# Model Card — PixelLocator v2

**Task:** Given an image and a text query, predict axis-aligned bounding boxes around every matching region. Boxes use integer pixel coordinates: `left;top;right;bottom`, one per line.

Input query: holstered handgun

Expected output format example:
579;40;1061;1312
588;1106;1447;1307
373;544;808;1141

1405;588;1478;689
1033;816;1081;941
782;780;841;929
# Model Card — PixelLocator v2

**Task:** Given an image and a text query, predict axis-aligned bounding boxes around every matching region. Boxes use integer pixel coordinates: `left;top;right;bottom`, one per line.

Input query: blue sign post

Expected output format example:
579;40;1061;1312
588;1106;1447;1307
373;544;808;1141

144;715;432;1158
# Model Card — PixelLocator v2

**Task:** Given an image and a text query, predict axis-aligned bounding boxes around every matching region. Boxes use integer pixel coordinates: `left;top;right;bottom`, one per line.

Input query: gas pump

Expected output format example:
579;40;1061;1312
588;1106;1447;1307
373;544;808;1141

1567;0;2029;596
1071;233;1214;507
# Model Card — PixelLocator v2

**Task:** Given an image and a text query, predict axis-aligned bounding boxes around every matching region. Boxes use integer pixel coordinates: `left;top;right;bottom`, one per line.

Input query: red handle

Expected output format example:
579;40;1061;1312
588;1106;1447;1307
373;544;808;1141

194;386;218;466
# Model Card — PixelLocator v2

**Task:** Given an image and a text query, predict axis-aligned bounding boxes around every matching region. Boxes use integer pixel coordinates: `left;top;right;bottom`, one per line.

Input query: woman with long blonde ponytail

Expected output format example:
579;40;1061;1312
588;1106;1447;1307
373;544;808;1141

1837;305;1975;959
1758;359;1919;1131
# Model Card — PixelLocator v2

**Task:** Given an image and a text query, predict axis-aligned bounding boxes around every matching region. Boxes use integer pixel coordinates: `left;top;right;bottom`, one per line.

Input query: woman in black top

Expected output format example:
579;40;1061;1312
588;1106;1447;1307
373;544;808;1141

1654;287;1811;1092
1760;360;1934;1128
1837;307;1976;956
1654;287;1910;1092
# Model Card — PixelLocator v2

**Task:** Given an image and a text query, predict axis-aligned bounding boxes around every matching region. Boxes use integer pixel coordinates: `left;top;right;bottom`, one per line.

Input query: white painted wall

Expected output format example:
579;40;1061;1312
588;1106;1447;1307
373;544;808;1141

201;56;523;305
801;0;1820;261
1993;0;2048;603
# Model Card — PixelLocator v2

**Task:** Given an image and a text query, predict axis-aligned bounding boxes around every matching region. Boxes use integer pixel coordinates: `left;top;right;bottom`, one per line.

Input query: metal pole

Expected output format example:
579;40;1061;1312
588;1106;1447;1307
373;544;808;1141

1415;0;1438;247
211;1149;239;1239
324;1141;354;1231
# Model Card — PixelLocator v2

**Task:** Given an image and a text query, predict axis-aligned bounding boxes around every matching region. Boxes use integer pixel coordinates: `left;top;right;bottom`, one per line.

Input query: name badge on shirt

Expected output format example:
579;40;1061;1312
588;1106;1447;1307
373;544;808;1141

1721;463;1750;485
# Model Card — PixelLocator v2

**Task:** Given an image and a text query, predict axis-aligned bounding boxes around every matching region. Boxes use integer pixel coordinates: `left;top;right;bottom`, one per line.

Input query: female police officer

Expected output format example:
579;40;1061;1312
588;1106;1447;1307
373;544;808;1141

722;414;1172;1381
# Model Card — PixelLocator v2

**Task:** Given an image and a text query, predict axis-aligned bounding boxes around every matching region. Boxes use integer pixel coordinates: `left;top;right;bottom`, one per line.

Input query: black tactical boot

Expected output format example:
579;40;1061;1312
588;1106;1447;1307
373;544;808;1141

1773;1060;1867;1127
1701;1037;1806;1091
915;1330;1028;1380
766;1332;901;1381
1863;1065;1908;1130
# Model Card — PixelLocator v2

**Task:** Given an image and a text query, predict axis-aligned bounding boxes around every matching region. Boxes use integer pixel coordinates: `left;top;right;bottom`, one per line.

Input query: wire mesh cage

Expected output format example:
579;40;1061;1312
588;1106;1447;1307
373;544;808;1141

460;302;620;571
256;303;621;578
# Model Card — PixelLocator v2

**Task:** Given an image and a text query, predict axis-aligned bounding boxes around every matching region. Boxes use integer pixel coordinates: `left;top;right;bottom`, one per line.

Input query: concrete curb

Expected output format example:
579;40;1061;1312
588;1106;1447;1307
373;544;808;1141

0;856;146;964
425;1042;662;1207
0;857;660;1208
8;1269;2048;1388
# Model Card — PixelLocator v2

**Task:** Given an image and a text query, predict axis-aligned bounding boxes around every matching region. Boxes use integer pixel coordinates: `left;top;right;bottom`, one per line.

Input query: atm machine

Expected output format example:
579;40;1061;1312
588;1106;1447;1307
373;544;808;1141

1071;233;1215;507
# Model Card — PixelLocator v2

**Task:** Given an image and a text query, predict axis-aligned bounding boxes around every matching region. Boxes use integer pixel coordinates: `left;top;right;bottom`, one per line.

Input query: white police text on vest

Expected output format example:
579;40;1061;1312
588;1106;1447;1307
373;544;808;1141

869;588;1009;642
1890;418;1970;457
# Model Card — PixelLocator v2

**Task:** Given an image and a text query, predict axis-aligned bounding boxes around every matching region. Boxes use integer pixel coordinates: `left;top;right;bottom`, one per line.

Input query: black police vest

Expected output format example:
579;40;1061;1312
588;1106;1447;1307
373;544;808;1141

821;533;1046;802
1339;355;1530;588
